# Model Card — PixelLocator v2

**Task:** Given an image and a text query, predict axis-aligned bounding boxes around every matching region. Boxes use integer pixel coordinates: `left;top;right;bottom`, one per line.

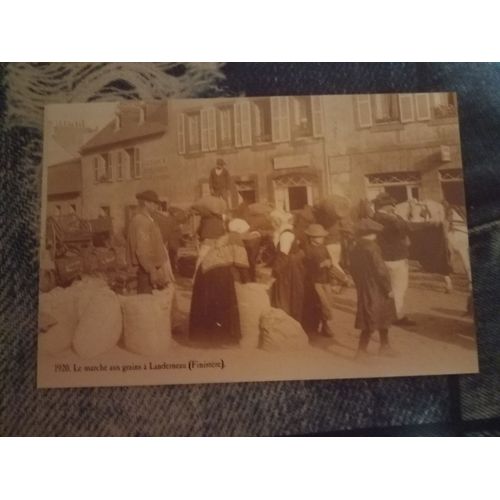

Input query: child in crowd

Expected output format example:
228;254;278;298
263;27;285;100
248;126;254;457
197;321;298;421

349;218;397;357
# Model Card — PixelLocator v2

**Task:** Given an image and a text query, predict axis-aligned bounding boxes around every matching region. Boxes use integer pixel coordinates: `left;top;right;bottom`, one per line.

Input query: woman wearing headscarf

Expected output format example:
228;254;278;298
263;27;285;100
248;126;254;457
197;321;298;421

269;209;306;324
188;217;250;346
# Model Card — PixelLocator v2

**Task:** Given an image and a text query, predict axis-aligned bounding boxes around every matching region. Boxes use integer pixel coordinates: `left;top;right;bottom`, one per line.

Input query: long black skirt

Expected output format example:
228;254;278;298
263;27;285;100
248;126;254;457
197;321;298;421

189;265;241;345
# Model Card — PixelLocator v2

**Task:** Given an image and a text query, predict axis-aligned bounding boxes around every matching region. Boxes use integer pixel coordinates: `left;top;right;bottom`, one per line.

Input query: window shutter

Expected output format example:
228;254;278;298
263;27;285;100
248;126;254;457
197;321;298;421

200;109;209;152
234;102;251;147
98;155;106;181
280;97;290;142
311;95;323;137
234;102;242;147
398;94;415;123
271;97;281;142
207;107;217;151
95;155;104;181
123;150;131;179
356;95;373;128
133;148;142;178
110;151;116;180
240;100;252;146
177;113;186;154
271;96;290;142
414;93;431;121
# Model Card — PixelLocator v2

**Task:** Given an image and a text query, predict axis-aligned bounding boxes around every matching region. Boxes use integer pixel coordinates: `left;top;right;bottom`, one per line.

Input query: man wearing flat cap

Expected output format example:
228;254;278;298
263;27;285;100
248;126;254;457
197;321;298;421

373;192;415;326
209;158;231;203
127;190;169;294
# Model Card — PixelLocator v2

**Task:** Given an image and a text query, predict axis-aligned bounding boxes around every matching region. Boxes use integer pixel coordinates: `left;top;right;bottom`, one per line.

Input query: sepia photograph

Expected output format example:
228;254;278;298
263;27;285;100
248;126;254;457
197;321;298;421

37;92;478;388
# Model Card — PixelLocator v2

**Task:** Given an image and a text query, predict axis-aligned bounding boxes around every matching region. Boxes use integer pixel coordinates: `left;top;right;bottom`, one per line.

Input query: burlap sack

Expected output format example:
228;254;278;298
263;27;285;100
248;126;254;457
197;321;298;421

260;307;309;352
72;287;123;358
235;282;271;349
38;288;78;355
121;285;175;356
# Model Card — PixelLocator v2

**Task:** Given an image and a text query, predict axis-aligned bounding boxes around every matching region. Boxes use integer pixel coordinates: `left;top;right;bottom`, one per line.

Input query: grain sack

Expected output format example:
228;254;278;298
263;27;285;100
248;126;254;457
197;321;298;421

69;277;110;318
38;312;57;332
121;285;175;356
260;307;309;352
153;286;175;337
72;287;122;358
39;269;57;293
38;288;77;355
235;282;271;349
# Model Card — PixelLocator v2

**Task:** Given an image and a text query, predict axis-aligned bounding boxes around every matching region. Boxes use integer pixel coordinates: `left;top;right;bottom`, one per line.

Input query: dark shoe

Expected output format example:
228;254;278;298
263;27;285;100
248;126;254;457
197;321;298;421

393;316;416;327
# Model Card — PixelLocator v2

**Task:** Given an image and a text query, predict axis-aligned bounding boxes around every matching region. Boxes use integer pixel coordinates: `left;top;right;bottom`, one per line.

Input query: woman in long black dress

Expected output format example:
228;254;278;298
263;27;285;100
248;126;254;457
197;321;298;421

189;218;250;346
269;209;306;325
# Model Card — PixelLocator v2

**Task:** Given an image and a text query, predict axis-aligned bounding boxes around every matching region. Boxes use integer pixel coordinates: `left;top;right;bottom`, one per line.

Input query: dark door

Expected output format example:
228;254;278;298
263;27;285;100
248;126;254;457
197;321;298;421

385;185;408;203
441;182;465;206
288;186;308;210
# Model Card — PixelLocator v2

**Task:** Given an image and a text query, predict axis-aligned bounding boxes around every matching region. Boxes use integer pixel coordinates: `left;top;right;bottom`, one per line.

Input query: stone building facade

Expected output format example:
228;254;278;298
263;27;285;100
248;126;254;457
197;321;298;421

73;93;464;237
324;92;464;207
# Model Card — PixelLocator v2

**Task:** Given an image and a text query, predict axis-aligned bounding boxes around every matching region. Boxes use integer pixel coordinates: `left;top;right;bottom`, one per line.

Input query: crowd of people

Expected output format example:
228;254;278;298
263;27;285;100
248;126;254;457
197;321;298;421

126;159;468;358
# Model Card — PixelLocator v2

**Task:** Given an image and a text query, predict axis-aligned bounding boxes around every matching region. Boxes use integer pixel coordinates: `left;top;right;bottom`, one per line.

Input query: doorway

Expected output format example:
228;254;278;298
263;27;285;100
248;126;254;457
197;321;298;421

288;186;309;210
441;182;465;206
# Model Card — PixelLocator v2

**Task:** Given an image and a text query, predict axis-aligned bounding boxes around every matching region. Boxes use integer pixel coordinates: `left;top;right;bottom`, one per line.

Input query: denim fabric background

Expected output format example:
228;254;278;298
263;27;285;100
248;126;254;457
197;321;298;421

1;62;499;436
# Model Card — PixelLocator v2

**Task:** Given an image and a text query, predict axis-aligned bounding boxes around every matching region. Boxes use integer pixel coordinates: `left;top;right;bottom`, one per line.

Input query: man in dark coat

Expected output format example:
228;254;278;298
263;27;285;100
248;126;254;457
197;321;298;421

350;218;397;357
209;158;231;203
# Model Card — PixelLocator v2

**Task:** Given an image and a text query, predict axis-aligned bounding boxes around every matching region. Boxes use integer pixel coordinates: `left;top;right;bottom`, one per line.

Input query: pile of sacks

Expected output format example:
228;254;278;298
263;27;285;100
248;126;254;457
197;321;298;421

38;276;175;358
235;283;309;351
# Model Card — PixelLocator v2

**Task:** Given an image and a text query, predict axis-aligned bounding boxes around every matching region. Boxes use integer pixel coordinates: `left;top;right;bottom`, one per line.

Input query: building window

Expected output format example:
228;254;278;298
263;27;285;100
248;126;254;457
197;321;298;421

372;94;400;123
128;147;142;178
432;93;457;119
99;206;110;218
235;179;257;204
273;173;315;211
116;151;124;181
439;168;463;182
93;157;100;182
69;204;77;214
357;93;430;128
105;152;113;181
218;106;234;149
366;171;421;204
440;168;465;206
93;154;111;183
252;99;272;143
291;96;313;138
186;112;201;153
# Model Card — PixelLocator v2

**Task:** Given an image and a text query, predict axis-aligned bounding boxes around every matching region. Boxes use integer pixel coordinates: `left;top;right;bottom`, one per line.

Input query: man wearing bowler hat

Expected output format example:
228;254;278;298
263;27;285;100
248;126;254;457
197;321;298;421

209;158;231;203
373;192;415;326
127;190;169;294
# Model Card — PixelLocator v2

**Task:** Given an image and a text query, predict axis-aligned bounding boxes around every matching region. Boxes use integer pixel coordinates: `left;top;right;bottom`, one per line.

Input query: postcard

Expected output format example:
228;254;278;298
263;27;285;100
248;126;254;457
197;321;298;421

37;93;478;388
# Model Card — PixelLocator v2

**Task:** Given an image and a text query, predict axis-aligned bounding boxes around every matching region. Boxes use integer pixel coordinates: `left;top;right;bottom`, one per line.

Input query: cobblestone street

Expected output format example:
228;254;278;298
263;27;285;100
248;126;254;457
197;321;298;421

168;265;477;379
